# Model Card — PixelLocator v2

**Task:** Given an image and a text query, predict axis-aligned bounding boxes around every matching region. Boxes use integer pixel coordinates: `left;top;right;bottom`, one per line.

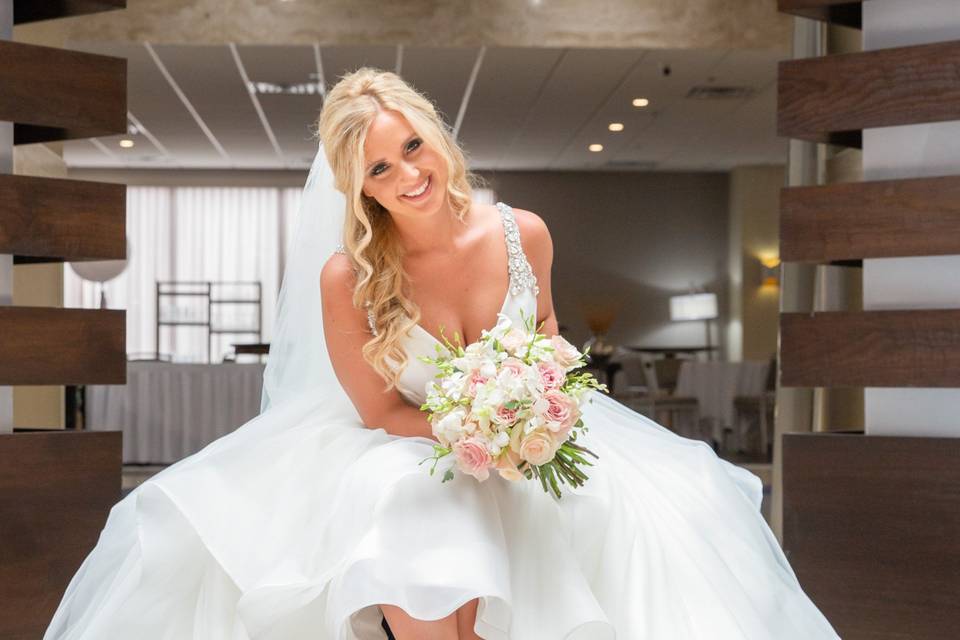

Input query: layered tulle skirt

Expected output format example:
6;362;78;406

45;392;840;639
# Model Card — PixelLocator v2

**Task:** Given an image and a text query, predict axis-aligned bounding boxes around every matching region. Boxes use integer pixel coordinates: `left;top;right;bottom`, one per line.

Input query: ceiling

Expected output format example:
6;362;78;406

64;43;786;172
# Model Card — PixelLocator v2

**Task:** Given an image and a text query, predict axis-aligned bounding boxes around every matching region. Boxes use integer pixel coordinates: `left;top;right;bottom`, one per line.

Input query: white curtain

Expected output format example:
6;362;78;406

65;186;302;363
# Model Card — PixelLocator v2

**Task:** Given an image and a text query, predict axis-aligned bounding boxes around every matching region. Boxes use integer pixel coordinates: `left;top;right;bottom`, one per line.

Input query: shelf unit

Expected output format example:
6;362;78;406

155;281;262;363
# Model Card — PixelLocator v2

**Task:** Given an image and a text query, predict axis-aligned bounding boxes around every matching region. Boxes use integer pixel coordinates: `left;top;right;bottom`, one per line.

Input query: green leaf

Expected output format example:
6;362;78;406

442;468;455;483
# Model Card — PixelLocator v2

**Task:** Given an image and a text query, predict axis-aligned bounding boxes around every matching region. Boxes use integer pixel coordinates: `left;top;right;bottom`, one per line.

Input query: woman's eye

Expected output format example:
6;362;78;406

370;140;420;177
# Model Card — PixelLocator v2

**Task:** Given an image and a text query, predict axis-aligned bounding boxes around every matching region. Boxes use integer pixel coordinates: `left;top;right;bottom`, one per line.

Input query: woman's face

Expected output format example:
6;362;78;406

361;109;448;217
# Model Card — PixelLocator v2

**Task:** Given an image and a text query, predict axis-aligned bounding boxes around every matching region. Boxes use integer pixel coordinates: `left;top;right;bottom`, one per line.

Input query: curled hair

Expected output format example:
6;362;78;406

316;67;480;389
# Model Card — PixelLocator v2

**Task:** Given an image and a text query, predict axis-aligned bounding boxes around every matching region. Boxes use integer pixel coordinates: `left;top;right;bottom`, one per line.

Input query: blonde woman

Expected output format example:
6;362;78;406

44;68;839;640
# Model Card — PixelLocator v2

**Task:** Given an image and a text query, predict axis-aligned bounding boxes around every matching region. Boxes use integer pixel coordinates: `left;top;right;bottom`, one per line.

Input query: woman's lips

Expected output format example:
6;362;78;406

400;175;432;202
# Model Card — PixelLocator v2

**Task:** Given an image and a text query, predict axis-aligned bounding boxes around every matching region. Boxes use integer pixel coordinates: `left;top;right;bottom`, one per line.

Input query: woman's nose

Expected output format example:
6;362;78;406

399;161;419;180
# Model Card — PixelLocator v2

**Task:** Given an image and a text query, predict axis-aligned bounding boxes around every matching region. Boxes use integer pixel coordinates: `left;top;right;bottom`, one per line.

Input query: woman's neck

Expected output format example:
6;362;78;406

390;200;471;257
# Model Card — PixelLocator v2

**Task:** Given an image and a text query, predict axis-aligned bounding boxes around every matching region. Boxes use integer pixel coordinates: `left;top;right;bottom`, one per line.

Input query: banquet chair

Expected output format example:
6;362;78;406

731;356;777;457
612;354;702;442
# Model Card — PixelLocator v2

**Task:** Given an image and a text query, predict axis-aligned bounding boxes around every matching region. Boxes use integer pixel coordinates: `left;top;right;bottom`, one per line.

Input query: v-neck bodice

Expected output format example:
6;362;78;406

394;201;539;406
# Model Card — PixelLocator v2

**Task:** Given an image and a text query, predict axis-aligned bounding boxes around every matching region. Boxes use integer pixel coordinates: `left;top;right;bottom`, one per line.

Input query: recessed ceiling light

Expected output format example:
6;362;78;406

588;143;603;152
608;122;624;132
632;98;650;107
119;139;135;148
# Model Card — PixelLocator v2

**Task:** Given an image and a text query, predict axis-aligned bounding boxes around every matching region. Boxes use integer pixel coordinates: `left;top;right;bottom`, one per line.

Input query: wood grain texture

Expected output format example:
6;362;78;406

783;433;960;640
778;40;960;146
781;175;960;262
781;310;960;387
0;430;122;640
0;174;125;262
0;307;125;385
777;0;863;28
0;41;126;144
13;0;125;24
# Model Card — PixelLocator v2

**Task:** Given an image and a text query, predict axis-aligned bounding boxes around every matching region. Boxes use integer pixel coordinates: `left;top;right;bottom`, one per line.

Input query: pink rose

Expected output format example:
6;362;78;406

542;389;579;436
536;360;566;391
495;449;524;482
519;430;559;466
453;437;493;481
493;403;520;426
550;334;582;370
467;370;489;396
500;357;526;378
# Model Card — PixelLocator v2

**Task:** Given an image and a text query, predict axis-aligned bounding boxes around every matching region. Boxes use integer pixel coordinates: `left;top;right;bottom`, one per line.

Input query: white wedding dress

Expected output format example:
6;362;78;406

45;202;840;639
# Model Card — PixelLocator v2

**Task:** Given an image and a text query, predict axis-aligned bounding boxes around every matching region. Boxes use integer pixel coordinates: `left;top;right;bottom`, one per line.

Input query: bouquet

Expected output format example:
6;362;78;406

417;310;607;498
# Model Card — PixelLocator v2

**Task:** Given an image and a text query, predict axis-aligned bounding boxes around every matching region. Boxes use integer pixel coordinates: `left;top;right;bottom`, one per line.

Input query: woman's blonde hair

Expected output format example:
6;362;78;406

316;67;480;390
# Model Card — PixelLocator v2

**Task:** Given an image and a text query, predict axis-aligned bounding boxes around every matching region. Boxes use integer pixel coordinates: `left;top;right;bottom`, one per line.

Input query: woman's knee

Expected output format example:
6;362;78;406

380;603;459;640
456;598;482;640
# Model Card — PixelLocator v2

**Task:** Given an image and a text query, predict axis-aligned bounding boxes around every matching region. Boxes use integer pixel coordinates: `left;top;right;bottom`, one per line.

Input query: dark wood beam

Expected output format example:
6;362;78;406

781;175;960;263
781;309;960;388
13;0;126;24
0;175;125;262
783;433;960;640
0;41;126;144
778;40;960;147
0;431;122;639
778;0;864;29
0;308;125;385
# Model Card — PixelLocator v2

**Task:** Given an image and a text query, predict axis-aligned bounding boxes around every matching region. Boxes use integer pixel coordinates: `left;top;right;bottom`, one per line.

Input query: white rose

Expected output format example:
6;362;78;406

500;328;528;355
434;408;468;443
549;334;583;369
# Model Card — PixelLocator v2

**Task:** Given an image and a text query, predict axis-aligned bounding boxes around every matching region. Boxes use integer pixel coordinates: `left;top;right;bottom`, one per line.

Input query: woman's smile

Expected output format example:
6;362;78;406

400;174;432;202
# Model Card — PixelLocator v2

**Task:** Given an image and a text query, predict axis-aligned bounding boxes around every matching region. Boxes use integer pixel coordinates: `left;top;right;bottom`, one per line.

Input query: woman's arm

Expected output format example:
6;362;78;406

320;254;434;440
513;208;559;338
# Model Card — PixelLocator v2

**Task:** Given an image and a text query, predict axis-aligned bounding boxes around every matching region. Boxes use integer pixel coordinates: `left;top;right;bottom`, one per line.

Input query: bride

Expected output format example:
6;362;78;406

44;68;840;639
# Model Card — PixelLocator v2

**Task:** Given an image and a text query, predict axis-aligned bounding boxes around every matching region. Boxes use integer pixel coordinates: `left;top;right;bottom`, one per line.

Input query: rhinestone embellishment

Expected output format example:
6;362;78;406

496;202;540;297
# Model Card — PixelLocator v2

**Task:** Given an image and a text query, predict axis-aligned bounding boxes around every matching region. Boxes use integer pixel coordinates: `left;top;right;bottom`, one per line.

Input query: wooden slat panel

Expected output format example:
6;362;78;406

13;0;125;24
0;308;125;385
0;41;126;144
783;433;960;640
0;430;122;640
0;174;125;262
778;40;960;146
777;0;863;28
781;310;960;387
781;175;960;263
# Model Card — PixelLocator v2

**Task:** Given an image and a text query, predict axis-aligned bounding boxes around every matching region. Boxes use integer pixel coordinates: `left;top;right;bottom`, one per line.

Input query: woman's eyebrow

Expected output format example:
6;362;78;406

365;134;418;170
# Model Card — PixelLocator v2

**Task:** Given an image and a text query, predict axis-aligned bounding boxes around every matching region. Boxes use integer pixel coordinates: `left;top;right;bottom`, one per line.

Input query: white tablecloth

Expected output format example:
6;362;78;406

674;360;770;442
87;362;265;464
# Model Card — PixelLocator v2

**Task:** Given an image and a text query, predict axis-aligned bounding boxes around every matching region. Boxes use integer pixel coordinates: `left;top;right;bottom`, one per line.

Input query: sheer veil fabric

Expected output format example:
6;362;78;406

261;142;355;418
43;144;841;639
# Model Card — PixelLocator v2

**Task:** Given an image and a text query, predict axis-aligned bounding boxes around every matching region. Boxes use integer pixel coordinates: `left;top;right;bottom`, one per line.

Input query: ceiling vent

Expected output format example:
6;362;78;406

686;85;754;100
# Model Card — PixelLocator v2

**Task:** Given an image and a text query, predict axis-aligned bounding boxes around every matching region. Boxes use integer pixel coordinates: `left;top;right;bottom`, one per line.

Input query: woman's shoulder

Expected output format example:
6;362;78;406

500;203;552;258
319;252;356;300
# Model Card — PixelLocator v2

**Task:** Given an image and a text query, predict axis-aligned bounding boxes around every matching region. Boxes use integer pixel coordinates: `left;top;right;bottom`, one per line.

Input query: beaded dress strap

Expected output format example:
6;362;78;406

496;202;540;296
333;244;378;336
